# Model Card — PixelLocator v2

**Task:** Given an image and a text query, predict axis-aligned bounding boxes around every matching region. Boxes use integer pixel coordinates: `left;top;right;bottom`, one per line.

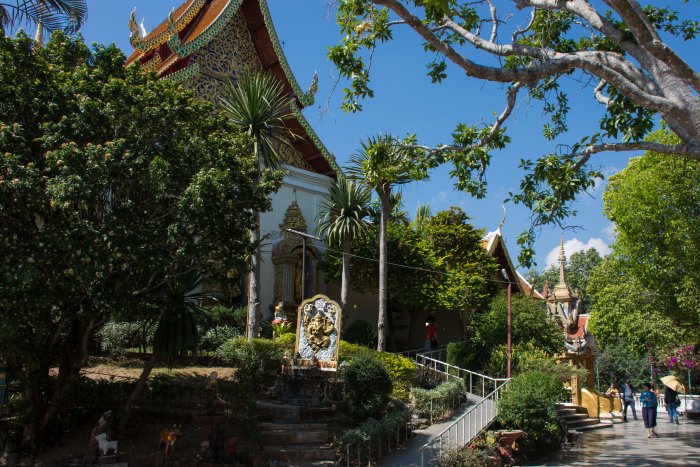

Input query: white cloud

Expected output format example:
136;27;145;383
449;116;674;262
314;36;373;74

545;237;612;267
601;223;616;240
431;190;447;204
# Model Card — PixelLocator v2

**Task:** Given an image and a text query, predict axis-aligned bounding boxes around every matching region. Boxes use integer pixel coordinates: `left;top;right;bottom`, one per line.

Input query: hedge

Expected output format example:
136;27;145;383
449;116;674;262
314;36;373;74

411;378;465;419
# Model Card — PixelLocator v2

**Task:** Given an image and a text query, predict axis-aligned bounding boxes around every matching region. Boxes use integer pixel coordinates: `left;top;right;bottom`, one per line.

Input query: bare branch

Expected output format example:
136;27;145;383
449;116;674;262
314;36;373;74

485;0;498;43
594;80;610;107
578;141;700;160
512;7;537;42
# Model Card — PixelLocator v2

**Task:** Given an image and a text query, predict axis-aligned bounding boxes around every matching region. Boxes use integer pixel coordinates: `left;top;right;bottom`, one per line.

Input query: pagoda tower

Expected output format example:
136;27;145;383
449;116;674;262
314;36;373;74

546;237;597;405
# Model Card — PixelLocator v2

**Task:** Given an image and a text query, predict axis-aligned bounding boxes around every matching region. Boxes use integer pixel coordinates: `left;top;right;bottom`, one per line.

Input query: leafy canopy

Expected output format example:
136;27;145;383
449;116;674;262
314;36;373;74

329;0;700;266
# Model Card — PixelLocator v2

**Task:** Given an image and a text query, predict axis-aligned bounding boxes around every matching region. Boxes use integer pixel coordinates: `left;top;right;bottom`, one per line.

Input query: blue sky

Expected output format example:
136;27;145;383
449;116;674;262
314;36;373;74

75;0;699;271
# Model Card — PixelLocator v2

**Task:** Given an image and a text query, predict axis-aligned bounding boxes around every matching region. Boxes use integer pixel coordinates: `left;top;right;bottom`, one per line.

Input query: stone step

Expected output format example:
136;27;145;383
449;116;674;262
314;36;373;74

259;422;329;431
272;462;336;467
575;422;614;432
562;413;589;422
261;429;329;445
566;418;606;429
262;444;336;462
258;401;302;421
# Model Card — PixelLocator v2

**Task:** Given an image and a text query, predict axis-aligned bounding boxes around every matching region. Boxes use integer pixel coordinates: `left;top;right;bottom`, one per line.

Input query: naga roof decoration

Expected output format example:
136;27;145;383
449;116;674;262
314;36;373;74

125;0;338;177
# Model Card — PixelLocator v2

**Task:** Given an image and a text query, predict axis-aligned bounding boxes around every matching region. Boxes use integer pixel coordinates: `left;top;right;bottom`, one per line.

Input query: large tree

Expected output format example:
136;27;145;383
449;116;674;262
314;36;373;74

329;0;700;265
0;33;279;448
588;130;700;353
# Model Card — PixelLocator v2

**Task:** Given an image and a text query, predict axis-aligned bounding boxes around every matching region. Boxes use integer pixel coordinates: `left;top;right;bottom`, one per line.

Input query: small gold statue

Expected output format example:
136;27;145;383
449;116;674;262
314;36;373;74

304;312;334;351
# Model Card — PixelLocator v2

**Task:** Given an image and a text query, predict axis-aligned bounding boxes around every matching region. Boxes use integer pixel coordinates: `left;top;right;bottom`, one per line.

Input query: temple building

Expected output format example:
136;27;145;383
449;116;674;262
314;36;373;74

545;237;598;404
125;0;339;317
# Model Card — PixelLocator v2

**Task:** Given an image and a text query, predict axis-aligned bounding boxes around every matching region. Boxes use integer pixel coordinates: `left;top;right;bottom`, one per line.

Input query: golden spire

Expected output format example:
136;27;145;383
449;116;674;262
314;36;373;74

558;235;567;285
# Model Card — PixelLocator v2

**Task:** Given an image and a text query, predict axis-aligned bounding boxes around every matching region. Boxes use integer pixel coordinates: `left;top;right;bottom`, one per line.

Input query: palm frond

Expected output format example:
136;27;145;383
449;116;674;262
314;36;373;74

218;72;299;170
1;0;87;34
317;177;372;247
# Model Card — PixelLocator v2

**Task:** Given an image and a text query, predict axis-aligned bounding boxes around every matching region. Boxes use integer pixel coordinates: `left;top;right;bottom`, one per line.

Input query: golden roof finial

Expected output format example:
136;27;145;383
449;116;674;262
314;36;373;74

558;235;567;285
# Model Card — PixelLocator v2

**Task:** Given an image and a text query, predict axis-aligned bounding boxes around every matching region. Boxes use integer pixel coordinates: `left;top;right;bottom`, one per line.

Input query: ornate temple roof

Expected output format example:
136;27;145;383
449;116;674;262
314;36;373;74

125;0;339;178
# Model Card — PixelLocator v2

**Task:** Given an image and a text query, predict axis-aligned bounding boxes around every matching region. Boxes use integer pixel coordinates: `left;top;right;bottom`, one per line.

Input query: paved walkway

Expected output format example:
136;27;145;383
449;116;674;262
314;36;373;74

380;395;490;467
531;418;700;466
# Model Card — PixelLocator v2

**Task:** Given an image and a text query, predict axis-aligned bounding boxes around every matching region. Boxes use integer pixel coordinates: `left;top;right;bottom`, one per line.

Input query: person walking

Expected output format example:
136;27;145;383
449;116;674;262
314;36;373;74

424;315;438;350
664;384;680;425
641;383;659;438
622;382;638;422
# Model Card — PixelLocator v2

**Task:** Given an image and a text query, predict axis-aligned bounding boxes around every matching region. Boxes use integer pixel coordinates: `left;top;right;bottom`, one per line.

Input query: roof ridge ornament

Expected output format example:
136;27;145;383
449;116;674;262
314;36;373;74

129;8;143;43
497;205;506;233
304;71;318;106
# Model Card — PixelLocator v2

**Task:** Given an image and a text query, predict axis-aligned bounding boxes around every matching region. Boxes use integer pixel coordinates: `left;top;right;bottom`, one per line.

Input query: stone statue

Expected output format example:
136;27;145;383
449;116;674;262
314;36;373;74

304;312;334;351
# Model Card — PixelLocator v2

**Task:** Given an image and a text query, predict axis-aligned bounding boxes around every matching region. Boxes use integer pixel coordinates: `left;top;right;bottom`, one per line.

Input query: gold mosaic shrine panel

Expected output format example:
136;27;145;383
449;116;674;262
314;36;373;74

186;11;312;171
294;294;342;371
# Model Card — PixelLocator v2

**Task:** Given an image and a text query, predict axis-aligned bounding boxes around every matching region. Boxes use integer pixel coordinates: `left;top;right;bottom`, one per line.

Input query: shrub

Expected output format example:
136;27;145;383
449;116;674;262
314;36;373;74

215;337;285;390
276;332;296;353
447;341;477;370
340;356;392;420
339;341;416;401
439;446;492;467
97;321;153;356
199;325;240;353
411;378;465;420
343;320;377;348
497;371;562;442
339;402;410;454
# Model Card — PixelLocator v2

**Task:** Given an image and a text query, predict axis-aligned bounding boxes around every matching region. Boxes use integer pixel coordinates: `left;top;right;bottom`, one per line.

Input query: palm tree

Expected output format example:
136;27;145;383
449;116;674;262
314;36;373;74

218;72;297;341
0;0;87;37
119;270;216;432
317;176;371;314
412;203;432;232
347;134;429;350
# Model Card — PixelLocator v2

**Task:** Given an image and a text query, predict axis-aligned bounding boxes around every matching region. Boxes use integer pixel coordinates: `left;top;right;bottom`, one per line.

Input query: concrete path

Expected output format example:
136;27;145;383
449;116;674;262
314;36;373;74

531;418;700;466
380;395;492;467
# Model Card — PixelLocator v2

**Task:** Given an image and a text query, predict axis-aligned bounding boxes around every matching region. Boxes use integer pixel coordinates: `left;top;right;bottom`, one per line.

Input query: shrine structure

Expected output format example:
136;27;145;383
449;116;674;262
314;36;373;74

545;237;598;405
125;0;339;317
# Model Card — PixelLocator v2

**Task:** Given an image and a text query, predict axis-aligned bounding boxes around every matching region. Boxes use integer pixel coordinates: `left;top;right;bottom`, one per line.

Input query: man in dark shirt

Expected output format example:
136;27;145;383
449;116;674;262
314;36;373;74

664;385;680;424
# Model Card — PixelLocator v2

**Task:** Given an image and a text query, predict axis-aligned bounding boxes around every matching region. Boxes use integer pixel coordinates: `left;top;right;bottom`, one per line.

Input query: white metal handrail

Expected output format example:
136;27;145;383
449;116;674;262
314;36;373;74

419;380;510;467
415;354;509;397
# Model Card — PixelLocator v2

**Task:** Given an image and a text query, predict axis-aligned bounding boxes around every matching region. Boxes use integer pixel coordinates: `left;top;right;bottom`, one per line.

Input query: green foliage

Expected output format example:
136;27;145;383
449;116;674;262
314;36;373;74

339;341;416;402
343;320;377;348
340;355;393;420
447;341;477;370
199;325;240;353
589;131;700;352
1;0;87;35
329;1;700;268
0;33;278;446
465;292;562;371
316;176;371;248
439;446;492;467
214;337;286;391
498;371;562;440
411;378;465;420
271;320;293;336
486;341;588;384
97;321;154;356
596;339;650;390
339;402;410;453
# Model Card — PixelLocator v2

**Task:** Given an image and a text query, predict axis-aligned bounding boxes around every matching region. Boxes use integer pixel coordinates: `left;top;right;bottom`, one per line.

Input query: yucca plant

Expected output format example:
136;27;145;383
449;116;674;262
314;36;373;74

219;72;298;341
119;270;219;431
1;0;87;37
317;176;371;314
346;134;430;350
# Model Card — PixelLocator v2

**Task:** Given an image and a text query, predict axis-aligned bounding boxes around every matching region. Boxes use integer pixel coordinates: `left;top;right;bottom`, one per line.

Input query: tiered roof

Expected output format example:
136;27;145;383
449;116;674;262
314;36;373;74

125;0;338;178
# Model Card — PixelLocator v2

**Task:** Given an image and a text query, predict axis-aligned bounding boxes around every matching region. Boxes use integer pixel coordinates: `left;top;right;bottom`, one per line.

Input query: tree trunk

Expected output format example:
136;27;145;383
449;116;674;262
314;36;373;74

118;353;158;433
247;215;261;341
341;234;351;314
377;187;390;351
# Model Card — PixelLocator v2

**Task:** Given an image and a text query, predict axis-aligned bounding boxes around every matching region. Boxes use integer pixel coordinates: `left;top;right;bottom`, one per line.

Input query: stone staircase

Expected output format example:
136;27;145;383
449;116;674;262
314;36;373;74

556;403;614;432
257;370;344;466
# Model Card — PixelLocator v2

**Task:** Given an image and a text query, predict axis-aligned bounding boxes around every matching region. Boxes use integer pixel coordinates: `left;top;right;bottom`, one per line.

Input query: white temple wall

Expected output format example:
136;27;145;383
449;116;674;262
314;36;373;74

258;165;334;318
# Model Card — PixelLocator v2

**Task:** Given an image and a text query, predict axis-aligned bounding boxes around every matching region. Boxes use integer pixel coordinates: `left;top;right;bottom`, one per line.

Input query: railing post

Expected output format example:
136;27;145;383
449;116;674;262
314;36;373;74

347;444;350;467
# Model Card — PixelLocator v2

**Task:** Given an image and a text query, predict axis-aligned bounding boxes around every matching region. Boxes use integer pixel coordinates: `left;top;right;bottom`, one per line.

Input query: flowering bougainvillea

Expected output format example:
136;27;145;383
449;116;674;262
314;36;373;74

659;345;699;374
